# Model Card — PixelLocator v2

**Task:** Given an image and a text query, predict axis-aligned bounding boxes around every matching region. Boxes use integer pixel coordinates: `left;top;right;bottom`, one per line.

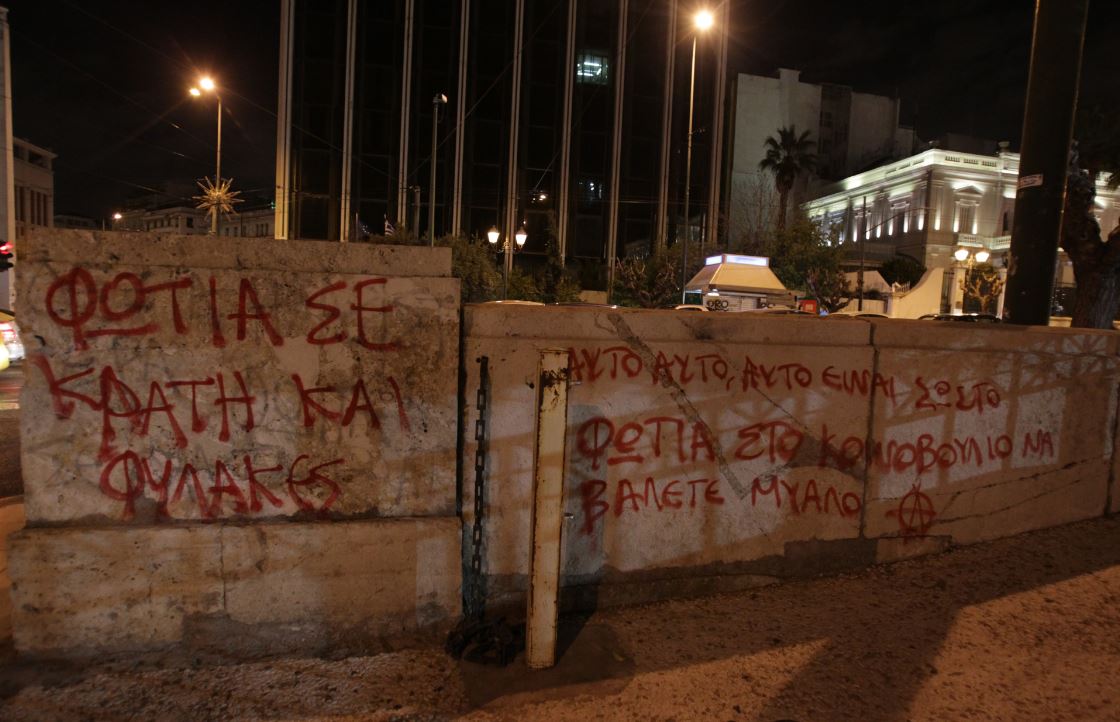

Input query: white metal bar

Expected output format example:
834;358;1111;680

556;0;577;259
606;0;628;297
273;0;295;240
705;1;729;247
338;0;358;242
396;0;415;225
655;0;678;253
451;0;470;235
526;348;571;670
503;0;526;244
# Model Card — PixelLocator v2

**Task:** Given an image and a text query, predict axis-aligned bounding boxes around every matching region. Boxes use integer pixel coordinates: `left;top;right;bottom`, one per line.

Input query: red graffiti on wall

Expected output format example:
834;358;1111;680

817;425;1023;475
914;377;1001;414
45;268;192;350
579;476;725;534
887;483;937;537
574;415;715;471
749;476;861;518
98;450;344;520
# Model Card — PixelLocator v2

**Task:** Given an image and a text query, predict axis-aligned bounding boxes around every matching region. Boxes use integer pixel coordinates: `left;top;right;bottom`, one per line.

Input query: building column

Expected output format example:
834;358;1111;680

949;263;966;314
606;0;628;295
273;0;296;240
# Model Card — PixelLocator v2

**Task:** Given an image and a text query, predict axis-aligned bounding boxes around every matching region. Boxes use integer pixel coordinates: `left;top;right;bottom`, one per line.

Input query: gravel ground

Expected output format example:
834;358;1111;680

3;515;1120;721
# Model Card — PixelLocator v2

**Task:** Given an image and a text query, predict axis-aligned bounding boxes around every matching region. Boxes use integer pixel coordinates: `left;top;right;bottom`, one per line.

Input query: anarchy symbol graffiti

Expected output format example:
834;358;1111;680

888;483;936;537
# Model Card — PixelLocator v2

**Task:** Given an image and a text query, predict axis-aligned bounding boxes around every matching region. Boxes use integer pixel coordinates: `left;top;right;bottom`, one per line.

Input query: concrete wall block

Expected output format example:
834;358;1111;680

9;518;461;656
16;232;460;525
9;525;225;655
220;518;461;637
22;228;452;278
865;346;1119;544
463;310;876;594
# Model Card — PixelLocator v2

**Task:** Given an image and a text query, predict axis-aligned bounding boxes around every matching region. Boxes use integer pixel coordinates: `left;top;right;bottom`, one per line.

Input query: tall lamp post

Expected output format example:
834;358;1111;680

680;9;714;304
429;93;448;247
489;223;528;299
189;76;222;235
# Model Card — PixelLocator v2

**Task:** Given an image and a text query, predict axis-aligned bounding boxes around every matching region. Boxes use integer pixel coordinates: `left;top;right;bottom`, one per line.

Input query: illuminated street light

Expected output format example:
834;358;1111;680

112;212;122;221
680;8;716;303
489;224;528;299
189;76;233;235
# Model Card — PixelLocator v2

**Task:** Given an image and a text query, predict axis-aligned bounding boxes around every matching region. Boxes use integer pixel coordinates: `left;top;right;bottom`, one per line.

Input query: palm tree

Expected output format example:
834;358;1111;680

758;126;817;231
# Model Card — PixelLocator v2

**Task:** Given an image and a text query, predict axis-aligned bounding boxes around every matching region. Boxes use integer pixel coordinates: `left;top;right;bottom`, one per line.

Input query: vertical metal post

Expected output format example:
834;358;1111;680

655;0;678;253
605;0;628;300
451;0;470;236
503;241;514;299
679;34;697;304
503;0;526;248
274;0;295;240
396;0;416;225
213;97;222;236
339;0;358;242
705;1;729;248
858;196;866;310
429;94;445;247
556;0;577;260
526;349;570;669
1004;0;1089;325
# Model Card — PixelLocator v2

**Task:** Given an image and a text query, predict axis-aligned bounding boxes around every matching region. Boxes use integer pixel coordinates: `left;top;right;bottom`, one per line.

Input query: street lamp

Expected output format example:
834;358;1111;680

680;8;715;303
488;223;528;299
953;248;999;314
189;76;222;235
429;93;448;247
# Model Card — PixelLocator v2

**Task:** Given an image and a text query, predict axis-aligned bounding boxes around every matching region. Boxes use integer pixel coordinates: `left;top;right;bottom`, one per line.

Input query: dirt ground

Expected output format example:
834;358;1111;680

3;515;1120;722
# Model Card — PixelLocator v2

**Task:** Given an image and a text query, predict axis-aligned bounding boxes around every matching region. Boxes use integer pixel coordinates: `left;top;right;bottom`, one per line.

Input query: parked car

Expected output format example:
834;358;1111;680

0;310;21;362
673;304;709;312
918;313;1001;323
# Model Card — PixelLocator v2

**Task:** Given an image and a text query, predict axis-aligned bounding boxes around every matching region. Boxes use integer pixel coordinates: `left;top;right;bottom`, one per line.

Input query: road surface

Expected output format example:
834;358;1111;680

0;365;21;498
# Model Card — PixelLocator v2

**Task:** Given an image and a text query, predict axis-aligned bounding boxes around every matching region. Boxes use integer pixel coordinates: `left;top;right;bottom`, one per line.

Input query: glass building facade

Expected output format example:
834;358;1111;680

275;0;730;287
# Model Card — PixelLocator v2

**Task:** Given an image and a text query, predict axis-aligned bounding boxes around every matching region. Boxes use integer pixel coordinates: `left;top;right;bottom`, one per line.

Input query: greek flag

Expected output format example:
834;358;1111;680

384;215;396;237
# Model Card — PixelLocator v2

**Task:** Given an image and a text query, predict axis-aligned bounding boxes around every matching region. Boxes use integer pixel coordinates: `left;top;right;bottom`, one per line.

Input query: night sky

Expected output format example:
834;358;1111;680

9;0;1119;221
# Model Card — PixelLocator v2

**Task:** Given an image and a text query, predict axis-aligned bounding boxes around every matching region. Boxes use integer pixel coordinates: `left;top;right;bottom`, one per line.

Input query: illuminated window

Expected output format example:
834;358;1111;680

576;52;609;85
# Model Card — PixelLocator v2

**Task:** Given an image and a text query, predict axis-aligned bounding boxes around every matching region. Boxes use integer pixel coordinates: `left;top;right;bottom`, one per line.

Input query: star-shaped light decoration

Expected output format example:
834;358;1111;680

194;176;243;218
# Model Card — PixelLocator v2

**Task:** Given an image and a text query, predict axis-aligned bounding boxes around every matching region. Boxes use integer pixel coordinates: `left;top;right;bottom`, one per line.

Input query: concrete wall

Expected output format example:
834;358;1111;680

9;229;462;656
463;305;1119;610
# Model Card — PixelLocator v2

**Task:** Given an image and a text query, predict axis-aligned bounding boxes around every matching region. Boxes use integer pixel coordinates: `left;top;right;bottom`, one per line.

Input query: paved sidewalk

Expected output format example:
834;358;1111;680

2;515;1119;721
0;496;24;644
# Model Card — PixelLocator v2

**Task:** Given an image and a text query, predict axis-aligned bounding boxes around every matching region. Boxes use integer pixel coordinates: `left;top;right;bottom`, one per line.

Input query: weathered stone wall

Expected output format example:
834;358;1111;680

10;230;462;655
463;306;1119;610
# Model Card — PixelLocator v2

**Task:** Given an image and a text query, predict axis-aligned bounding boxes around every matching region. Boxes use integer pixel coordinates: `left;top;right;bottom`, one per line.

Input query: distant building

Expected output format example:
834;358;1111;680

54;214;99;230
13;138;56;242
725;68;915;247
114;204;274;238
803;147;1120;270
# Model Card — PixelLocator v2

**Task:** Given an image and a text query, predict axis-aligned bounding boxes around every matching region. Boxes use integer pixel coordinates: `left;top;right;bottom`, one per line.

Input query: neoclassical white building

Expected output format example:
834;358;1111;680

804;147;1120;274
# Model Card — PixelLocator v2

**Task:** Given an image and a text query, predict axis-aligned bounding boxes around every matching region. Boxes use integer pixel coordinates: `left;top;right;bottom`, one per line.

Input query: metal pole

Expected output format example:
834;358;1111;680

504;240;513;299
429;95;444;247
858;196;866;310
412;185;421;237
680;34;697;304
212;97;222;235
526;349;570;669
1004;0;1089;326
